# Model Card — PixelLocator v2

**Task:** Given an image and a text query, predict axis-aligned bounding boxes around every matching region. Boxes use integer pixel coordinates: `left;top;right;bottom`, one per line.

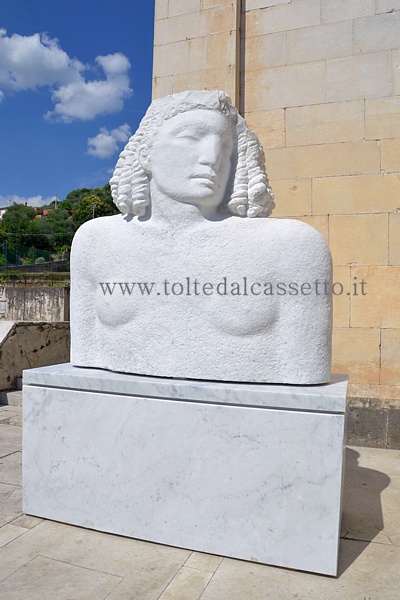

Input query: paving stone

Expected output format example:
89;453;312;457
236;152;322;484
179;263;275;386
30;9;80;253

0;411;22;426
0;523;28;548
0;520;190;584
0;451;21;486
158;566;213;600
351;445;400;473
0;390;22;407
0;555;122;600
10;515;44;530
184;551;223;573
103;568;180;600
0;425;22;457
200;540;400;599
341;447;400;545
0;483;22;528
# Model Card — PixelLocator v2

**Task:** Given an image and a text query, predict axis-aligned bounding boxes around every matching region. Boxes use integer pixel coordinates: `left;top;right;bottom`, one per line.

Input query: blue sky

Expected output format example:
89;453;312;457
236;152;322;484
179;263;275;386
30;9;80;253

0;0;155;206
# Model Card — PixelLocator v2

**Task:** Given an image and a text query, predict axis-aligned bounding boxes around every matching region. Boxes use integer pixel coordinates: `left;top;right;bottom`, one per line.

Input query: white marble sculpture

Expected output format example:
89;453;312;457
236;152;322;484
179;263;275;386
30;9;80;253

71;90;332;384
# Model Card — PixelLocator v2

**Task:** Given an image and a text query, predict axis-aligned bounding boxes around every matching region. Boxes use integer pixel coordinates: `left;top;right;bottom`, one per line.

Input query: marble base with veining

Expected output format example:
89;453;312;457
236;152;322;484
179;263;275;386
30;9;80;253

23;364;347;576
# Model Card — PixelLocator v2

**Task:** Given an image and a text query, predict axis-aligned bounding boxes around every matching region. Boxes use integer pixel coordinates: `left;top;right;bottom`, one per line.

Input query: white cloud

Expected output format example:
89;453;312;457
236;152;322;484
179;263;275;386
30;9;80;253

87;123;131;159
0;29;132;122
0;194;53;208
0;29;83;91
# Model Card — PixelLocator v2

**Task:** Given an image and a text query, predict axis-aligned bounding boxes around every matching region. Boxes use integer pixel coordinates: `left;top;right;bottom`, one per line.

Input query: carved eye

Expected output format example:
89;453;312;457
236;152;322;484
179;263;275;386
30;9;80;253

176;134;199;141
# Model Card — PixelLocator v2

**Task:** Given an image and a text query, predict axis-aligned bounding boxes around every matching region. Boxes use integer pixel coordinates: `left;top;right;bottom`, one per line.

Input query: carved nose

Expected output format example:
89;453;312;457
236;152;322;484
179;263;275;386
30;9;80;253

199;136;221;168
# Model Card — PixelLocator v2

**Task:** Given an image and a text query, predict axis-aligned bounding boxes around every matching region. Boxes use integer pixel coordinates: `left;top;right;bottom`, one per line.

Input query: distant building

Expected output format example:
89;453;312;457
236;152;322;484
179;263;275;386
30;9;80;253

35;209;50;219
0;206;8;220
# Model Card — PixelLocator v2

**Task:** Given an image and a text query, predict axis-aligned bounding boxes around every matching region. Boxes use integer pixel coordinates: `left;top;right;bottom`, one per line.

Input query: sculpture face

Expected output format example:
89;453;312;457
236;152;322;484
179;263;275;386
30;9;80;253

148;109;234;211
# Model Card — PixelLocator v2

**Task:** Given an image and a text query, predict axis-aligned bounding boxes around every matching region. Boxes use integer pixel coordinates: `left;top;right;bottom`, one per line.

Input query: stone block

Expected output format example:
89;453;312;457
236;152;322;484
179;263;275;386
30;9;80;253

152;75;173;99
245;0;320;36
332;266;351;328
245;62;326;111
244;0;291;10
381;139;400;172
366;97;400;140
312;174;400;215
153;38;207;77
387;409;400;449
269;178;311;216
244;32;286;70
287;21;353;64
350;266;400;329
286;101;364;147
321;0;376;23
327;52;392;102
207;31;237;68
332;327;381;385
168;0;200;17
155;0;168;20
354;12;400;54
154;13;200;45
23;364;347;576
381;328;400;385
394;50;400;96
345;407;387;448
266;141;380;181
171;66;237;100
204;3;236;34
376;0;400;12
329;214;388;266
155;7;235;45
347;383;400;403
201;0;235;8
288;215;329;243
244;109;285;149
389;213;400;266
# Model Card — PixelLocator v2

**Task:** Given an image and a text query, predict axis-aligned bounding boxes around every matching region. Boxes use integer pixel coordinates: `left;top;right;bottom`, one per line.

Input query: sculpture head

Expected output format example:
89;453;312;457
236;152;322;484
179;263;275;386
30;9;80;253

110;90;275;219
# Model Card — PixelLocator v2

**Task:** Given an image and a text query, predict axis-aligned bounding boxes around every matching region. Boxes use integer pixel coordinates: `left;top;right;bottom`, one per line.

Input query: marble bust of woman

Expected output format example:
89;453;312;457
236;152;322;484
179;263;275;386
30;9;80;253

70;90;332;384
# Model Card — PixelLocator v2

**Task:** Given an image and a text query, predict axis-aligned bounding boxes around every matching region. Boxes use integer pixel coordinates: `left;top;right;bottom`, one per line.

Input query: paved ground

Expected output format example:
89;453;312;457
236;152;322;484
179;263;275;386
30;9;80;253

0;404;399;600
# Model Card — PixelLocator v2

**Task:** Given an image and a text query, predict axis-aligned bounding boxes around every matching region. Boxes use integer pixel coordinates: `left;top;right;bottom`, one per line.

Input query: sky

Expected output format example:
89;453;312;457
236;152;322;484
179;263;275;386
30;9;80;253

0;0;155;207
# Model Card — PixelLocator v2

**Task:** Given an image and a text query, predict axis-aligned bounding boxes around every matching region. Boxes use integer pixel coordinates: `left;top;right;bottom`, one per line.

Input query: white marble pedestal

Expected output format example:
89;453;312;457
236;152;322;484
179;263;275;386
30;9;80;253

23;364;347;576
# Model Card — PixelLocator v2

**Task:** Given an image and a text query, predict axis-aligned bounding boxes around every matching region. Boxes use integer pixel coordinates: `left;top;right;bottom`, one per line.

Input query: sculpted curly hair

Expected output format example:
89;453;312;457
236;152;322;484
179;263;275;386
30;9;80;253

110;90;275;218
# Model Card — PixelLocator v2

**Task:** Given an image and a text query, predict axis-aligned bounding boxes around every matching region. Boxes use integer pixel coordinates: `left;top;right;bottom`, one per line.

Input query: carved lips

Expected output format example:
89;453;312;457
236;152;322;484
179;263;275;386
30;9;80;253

191;171;217;187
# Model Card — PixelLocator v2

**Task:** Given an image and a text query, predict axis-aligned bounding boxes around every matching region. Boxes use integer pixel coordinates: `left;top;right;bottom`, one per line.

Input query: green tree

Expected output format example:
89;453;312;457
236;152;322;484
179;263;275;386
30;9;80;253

46;209;76;248
72;194;117;227
2;203;37;231
1;203;45;259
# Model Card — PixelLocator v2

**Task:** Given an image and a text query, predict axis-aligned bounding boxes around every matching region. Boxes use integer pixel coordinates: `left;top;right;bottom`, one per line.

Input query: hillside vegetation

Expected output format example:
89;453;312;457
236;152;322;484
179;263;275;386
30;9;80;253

0;184;118;268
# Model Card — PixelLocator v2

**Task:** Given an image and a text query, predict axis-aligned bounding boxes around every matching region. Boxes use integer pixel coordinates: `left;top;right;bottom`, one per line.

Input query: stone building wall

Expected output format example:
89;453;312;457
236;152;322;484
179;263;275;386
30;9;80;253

4;287;70;321
153;0;400;400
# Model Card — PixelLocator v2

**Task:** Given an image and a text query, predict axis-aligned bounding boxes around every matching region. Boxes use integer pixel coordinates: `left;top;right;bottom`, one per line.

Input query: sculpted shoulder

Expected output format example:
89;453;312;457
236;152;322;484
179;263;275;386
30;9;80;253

71;214;137;276
213;216;332;270
220;215;328;245
72;213;132;245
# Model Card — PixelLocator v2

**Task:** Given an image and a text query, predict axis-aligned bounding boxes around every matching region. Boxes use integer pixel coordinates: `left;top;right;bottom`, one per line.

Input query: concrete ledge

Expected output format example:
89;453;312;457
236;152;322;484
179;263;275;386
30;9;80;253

0;321;70;391
346;396;400;449
0;390;22;406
